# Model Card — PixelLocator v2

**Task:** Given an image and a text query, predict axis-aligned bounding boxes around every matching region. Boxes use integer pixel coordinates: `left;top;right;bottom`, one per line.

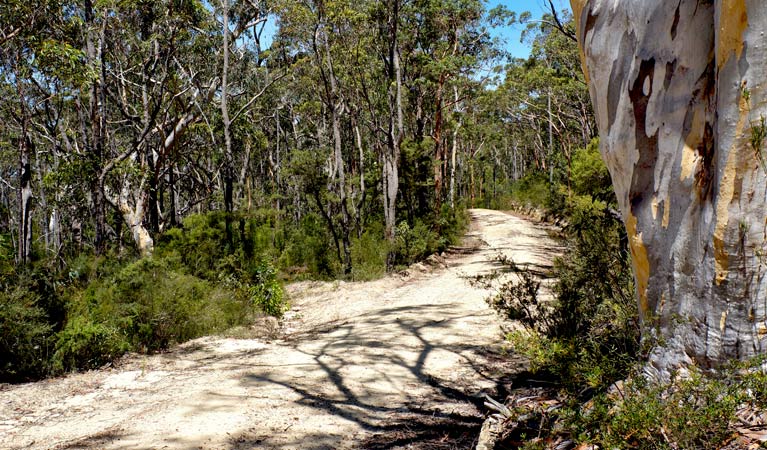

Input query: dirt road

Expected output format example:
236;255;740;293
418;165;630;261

0;209;559;450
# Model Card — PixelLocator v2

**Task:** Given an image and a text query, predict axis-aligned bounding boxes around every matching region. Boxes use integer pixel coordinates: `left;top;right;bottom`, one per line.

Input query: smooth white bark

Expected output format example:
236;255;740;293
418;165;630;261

573;0;767;377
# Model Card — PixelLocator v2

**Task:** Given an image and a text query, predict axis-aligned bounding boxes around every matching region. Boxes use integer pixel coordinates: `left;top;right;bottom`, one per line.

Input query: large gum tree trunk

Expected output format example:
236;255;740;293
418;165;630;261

572;0;767;377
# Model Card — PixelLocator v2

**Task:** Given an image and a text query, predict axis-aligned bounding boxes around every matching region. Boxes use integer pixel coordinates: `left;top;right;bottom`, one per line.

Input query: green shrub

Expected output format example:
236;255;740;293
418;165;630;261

156;212;234;281
571;138;613;202
51;317;129;373
51;255;260;371
509;172;552;210
0;287;54;381
0;233;15;280
278;213;338;278
570;368;742;449
489;193;638;392
248;263;286;317
437;204;470;251
392;220;436;266
351;229;389;281
155;212;289;316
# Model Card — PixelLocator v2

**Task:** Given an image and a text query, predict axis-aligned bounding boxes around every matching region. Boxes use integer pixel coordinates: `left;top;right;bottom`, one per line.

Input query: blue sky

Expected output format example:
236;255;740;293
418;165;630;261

489;0;572;58
258;0;572;60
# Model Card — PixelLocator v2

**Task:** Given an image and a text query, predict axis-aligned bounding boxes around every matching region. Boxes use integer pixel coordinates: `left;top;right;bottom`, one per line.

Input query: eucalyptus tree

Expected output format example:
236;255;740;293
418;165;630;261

81;0;218;256
365;0;405;245
274;0;367;274
492;12;593;191
572;0;767;376
0;0;82;263
216;0;281;246
403;0;490;214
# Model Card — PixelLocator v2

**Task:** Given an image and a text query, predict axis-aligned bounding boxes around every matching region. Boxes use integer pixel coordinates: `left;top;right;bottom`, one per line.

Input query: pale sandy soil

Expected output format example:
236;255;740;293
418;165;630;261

0;209;560;450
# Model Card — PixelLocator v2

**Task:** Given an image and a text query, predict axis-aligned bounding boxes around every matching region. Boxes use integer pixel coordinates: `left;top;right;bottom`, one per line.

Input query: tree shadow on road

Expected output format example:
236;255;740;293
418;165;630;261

233;303;525;449
55;428;128;450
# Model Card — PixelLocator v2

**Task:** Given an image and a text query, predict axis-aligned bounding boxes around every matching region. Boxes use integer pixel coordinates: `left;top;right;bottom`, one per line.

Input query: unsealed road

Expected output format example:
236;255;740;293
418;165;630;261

0;209;559;450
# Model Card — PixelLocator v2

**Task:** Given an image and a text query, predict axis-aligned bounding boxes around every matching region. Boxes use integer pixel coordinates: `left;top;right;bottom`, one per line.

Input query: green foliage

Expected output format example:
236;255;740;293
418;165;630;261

2;211;292;381
492;199;637;392
278;213;339;278
51;318;128;373
351;228;389;281
437;204;471;250
392;220;438;266
487;137;767;448
0;233;15;279
508;172;552;210
570;138;613;201
0;286;54;381
3;198;466;382
0;263;72;382
155;213;288;317
52;256;256;372
569;366;749;449
503;357;767;449
389;206;468;268
249;263;286;317
157;213;239;281
488;139;639;392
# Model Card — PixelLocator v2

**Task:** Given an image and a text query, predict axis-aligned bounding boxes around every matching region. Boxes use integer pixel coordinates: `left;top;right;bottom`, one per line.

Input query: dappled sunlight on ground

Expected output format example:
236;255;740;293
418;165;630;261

0;209;559;449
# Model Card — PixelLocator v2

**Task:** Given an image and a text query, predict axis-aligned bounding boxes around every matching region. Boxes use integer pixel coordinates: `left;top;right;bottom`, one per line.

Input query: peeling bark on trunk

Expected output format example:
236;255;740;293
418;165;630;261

572;0;767;377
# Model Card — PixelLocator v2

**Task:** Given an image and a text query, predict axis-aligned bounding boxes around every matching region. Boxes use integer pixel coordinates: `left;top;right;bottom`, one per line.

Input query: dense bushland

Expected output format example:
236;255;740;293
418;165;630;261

0;204;467;383
0;217;283;382
2;0;591;385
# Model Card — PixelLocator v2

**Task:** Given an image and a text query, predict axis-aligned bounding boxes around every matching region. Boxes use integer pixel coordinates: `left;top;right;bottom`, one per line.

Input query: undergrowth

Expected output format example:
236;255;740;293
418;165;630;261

486;139;639;394
0;212;289;382
1;203;467;383
486;139;767;449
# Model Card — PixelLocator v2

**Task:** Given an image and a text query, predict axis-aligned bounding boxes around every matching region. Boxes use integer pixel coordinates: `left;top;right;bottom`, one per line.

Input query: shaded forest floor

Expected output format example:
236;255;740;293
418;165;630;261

0;209;561;450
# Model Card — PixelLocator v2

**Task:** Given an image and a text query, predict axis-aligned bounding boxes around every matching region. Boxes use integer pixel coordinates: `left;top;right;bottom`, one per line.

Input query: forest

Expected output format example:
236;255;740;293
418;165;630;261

1;0;594;380
5;0;767;449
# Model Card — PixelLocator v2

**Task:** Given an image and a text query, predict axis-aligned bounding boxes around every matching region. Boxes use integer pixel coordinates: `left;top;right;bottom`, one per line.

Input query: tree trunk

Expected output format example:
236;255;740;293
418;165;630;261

432;73;446;215
106;180;154;257
572;0;767;377
353;120;365;238
17;111;32;265
331;100;352;276
168;165;178;227
450;86;461;210
85;0;107;254
547;89;554;185
221;0;235;248
470;163;475;209
384;0;403;246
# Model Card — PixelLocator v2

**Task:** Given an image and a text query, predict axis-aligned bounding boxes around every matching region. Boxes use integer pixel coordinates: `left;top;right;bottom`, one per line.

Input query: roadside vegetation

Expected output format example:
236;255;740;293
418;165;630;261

3;0;584;383
486;140;767;449
0;205;468;382
7;1;762;449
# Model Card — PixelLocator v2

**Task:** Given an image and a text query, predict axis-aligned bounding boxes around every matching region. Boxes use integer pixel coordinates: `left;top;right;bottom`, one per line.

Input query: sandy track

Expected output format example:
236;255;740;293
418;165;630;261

0;209;559;450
